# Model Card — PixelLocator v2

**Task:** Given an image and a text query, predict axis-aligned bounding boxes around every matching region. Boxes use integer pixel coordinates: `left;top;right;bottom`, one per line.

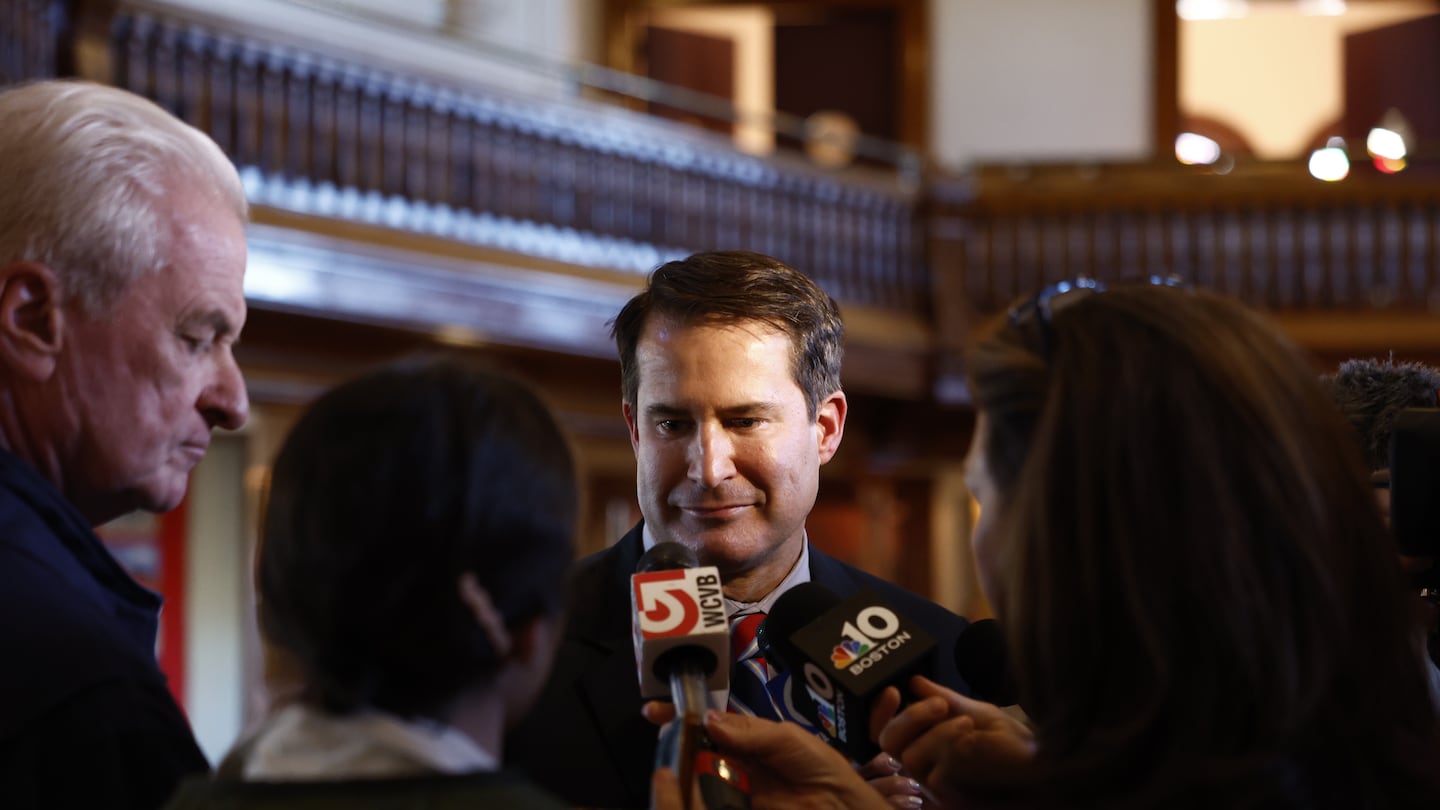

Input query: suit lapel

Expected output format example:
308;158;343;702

572;525;658;802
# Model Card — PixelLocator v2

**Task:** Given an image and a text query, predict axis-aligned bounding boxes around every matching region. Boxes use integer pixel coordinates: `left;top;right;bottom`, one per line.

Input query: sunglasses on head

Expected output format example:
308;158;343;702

1006;275;1187;360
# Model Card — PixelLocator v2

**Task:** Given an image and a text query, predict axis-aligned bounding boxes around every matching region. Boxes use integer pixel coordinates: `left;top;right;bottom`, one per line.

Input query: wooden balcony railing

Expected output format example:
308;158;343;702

7;0;1440;390
83;1;927;318
931;163;1440;320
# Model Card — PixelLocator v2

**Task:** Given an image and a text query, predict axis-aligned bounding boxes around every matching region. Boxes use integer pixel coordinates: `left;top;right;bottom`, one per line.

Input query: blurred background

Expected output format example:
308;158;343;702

7;0;1439;762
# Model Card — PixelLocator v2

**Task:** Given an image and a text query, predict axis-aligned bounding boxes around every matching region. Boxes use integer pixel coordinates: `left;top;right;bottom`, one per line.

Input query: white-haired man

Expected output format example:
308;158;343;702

0;80;250;809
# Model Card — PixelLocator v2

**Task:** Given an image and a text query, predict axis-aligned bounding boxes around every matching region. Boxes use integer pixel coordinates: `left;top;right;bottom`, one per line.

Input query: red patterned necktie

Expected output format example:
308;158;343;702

727;612;781;719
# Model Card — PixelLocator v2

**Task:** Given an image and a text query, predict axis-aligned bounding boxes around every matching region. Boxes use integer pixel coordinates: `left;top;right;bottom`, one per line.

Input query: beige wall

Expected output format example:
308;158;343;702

184;433;250;763
929;0;1156;169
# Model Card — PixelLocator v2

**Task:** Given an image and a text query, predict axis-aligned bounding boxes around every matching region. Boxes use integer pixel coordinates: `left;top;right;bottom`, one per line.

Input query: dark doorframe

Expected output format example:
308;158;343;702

1154;0;1179;156
642;24;736;135
601;0;929;153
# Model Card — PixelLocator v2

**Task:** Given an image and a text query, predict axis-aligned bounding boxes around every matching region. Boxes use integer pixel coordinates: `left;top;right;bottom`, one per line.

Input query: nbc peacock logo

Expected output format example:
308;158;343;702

830;638;871;668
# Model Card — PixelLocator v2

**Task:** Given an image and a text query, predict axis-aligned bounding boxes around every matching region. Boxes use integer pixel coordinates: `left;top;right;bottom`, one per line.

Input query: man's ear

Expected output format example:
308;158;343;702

623;400;640;454
0;261;64;379
815;390;847;465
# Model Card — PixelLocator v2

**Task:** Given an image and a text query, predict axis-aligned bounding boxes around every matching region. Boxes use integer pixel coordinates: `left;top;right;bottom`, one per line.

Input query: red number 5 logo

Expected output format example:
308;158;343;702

633;571;700;637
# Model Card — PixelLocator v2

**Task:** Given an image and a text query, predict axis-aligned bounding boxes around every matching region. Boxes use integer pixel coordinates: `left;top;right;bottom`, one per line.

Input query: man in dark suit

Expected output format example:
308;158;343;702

507;251;974;809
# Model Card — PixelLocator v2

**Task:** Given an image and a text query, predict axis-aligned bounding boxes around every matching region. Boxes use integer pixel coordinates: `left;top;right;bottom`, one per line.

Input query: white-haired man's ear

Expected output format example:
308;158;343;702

0;261;64;380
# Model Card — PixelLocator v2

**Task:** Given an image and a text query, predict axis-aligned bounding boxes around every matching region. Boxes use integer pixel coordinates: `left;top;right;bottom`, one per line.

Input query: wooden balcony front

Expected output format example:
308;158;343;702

7;0;934;393
928;162;1440;370
7;0;1440;393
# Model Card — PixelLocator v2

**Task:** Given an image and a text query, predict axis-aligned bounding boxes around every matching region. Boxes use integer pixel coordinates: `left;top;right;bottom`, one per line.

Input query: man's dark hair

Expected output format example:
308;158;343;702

609;250;844;419
258;357;577;718
1321;357;1440;470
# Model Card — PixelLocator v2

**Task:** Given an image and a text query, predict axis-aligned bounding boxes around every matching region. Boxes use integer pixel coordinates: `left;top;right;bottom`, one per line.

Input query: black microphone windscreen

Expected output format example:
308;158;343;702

1390;408;1440;560
761;584;938;761
953;618;1018;706
637;541;699;573
758;582;842;667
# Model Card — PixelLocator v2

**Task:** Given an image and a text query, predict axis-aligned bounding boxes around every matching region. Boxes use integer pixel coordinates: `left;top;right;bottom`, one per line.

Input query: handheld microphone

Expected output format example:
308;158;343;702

757;583;937;762
631;542;749;809
1390;408;1440;565
953;618;1018;707
632;542;729;699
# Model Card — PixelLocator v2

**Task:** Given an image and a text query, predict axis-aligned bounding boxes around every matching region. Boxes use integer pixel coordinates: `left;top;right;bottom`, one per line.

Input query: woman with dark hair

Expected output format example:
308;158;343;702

166;358;576;809
655;283;1440;809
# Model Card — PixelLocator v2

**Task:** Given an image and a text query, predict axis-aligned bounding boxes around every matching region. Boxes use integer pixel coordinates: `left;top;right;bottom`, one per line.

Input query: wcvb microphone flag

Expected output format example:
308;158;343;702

631;567;729;698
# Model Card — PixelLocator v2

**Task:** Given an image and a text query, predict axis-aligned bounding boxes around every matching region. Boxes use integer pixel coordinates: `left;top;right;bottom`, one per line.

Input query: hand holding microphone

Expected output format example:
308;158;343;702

756;583;939;763
631;542;750;810
875;675;1035;805
860;616;1029;804
653;711;893;810
757;585;1030;807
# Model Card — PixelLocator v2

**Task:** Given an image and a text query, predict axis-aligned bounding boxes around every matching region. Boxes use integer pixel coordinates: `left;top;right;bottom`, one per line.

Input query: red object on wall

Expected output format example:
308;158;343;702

96;499;189;710
156;498;188;709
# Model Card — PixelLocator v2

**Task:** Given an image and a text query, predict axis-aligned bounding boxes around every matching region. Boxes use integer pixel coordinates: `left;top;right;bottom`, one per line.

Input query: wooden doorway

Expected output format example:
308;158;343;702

602;0;929;154
643;24;736;135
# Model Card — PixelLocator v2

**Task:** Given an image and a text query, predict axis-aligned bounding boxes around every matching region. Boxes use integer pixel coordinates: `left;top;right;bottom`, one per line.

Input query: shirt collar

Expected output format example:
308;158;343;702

639;522;812;619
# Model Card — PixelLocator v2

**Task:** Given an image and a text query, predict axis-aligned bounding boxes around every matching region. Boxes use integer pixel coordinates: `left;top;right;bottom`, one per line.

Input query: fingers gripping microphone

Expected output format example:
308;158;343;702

757;583;937;762
631;542;749;809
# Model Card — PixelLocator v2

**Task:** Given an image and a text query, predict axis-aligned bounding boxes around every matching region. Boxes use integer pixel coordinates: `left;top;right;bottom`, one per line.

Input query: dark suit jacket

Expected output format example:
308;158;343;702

506;522;973;809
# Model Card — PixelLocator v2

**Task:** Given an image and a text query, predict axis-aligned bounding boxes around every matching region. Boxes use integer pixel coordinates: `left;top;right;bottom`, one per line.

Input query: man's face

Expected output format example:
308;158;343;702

54;183;249;523
624;318;845;596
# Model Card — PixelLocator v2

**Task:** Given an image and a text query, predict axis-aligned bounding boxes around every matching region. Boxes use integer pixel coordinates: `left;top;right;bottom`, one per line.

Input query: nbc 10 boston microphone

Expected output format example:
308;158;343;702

631;542;750;809
757;583;937;762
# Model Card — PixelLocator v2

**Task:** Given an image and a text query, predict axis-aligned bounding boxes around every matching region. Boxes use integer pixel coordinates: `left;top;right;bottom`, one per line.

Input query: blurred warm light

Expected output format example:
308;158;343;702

1374;156;1407;174
1367;109;1413;165
1178;0;1345;19
1367;128;1407;161
1177;0;1248;21
1175;132;1222;165
1308;137;1350;182
1296;0;1346;15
